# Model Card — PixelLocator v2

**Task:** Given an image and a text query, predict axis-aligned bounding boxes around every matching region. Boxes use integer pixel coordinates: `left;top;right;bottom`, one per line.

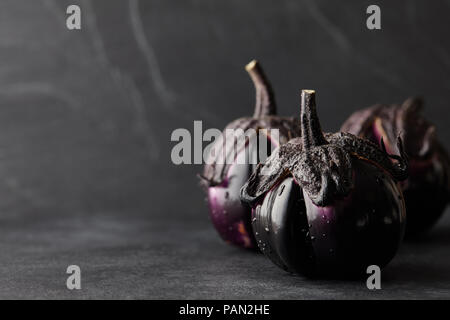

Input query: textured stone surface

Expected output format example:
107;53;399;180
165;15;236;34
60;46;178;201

0;210;449;299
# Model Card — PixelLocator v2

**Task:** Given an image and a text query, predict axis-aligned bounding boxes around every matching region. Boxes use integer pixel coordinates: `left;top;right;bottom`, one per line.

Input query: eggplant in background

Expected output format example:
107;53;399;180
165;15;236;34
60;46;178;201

341;97;450;237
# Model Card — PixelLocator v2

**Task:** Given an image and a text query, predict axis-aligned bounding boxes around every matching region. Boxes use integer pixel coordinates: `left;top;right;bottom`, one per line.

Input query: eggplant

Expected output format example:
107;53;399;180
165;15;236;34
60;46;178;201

200;60;300;249
241;90;407;277
341;98;450;237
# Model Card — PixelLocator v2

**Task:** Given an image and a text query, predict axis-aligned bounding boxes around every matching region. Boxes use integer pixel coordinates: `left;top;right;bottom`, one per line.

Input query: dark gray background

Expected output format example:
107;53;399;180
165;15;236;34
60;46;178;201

0;0;448;299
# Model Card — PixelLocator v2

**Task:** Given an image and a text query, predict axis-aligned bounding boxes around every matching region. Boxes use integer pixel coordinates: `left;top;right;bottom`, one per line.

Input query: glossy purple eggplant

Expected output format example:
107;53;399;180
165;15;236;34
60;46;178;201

341;98;450;237
241;90;407;277
200;60;300;249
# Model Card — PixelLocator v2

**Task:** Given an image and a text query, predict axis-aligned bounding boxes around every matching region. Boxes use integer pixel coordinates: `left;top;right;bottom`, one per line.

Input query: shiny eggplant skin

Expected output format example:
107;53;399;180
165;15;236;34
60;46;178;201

401;155;449;235
205;120;297;249
253;159;406;277
207;143;269;249
252;177;314;275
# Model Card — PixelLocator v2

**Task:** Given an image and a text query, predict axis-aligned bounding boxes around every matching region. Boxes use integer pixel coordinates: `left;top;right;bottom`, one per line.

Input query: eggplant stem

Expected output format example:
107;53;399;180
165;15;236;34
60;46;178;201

246;60;277;118
300;90;328;149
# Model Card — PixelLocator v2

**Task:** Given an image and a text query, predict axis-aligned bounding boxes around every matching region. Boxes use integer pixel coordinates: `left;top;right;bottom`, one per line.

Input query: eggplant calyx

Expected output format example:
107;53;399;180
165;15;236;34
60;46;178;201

241;90;409;208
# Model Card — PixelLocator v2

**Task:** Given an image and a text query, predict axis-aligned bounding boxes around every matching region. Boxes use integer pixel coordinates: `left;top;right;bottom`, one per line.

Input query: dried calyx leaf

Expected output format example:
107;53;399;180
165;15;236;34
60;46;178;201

241;90;408;207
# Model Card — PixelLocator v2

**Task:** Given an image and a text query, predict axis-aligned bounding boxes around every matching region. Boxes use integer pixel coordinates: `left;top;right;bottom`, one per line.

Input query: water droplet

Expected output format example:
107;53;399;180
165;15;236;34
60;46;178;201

278;184;285;196
322;233;326;237
258;239;262;243
252;217;257;222
326;220;330;224
311;236;315;241
264;227;270;232
255;232;259;236
322;215;326;219
309;224;312;228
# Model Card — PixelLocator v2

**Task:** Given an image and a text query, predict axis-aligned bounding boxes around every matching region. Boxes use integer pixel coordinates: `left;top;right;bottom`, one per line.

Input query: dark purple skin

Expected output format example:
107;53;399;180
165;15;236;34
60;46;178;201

241;90;407;277
200;60;300;249
207;162;255;248
341;97;450;237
